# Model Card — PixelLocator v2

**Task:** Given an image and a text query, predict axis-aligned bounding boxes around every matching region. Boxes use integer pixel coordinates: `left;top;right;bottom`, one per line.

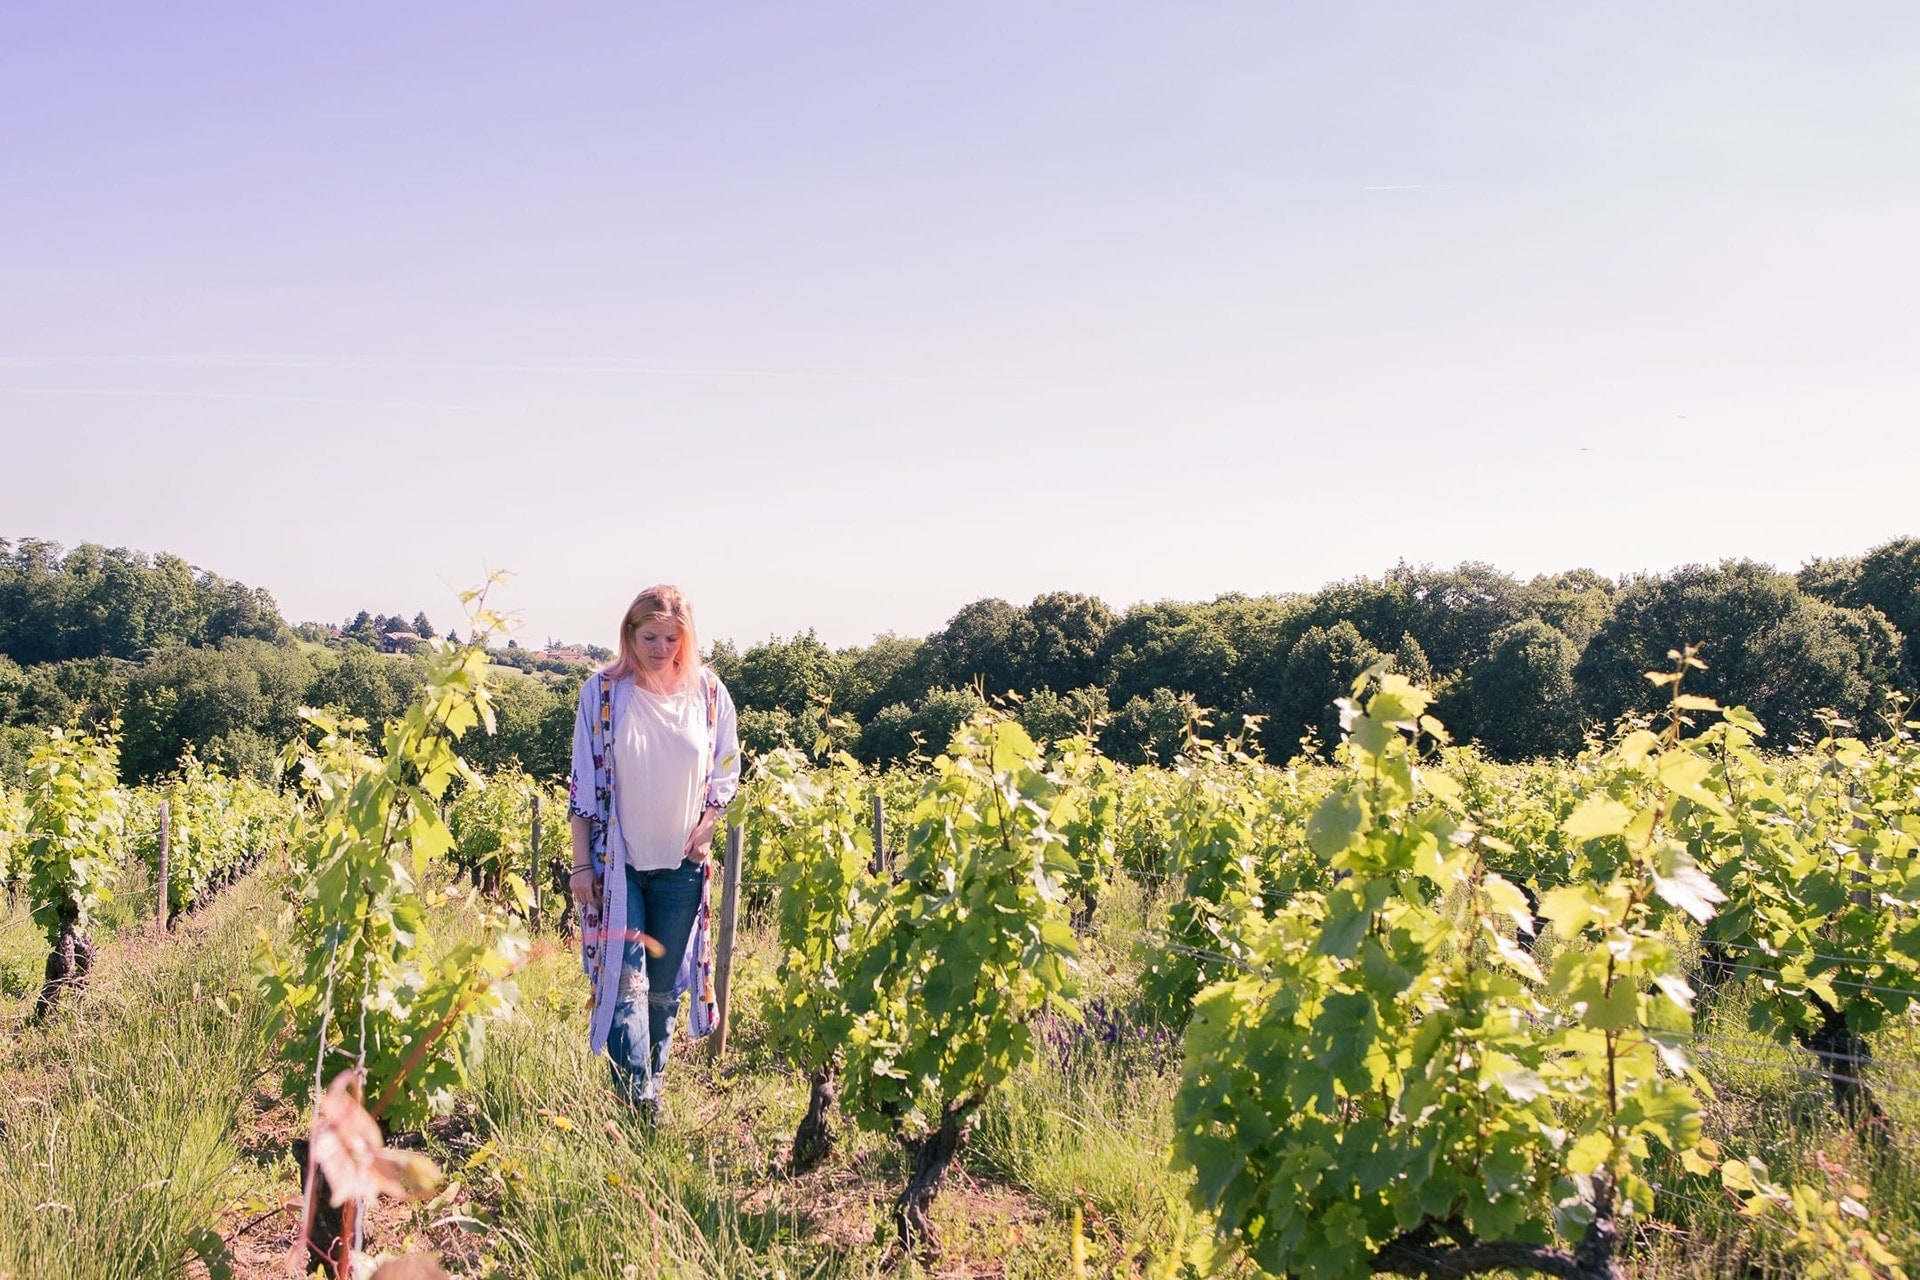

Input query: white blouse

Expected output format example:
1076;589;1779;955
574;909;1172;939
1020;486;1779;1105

612;681;711;871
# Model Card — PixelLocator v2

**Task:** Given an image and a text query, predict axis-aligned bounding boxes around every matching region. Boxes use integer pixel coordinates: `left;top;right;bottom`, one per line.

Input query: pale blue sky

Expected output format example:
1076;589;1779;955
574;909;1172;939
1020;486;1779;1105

3;3;1916;649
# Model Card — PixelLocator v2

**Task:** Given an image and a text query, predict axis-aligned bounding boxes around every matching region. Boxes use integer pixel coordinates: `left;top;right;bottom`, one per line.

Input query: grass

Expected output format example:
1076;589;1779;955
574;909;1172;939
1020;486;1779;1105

10;861;1920;1278
0;870;285;1280
439;901;1180;1278
1614;981;1920;1278
0;857;160;1003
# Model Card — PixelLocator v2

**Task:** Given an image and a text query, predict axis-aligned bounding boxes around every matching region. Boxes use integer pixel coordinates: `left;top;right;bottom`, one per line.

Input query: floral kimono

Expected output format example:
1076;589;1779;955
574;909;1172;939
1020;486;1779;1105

569;666;739;1055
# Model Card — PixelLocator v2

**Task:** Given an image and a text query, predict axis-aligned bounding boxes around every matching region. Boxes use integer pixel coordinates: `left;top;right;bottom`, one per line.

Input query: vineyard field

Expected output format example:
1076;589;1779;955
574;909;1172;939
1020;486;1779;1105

2;655;1918;1280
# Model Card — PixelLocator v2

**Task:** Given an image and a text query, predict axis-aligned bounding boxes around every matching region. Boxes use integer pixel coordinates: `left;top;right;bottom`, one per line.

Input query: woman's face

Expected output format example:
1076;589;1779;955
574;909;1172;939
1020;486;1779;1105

632;619;680;672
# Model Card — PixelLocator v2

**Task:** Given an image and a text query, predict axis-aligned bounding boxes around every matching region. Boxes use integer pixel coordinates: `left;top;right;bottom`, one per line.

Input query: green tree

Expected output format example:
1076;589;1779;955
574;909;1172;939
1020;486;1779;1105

0;655;75;730
1800;537;1920;688
120;640;315;782
931;598;1032;699
1102;602;1239;714
1521;568;1618;649
1389;631;1434;686
704;638;742;685
733;632;843;722
852;687;986;765
1575;561;1900;743
1104;686;1196;765
1463;619;1584;760
1379;560;1528;676
1016;685;1107;747
856;702;918;764
0;538;286;663
343;610;380;648
911;687;984;757
1019;591;1115;693
456;670;577;779
1272;621;1382;758
832;633;931;724
308;646;426;728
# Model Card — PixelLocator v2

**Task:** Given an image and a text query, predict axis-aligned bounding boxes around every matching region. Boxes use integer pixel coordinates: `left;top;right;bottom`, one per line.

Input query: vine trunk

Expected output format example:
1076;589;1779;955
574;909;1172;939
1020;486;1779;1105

1369;1170;1621;1280
894;1100;978;1257
291;1136;348;1275
33;920;93;1019
1798;1003;1890;1135
790;1062;839;1174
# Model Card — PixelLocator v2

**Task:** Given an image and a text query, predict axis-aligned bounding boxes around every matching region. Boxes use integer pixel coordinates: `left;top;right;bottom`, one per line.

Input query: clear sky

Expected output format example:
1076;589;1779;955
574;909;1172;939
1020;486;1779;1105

3;3;1916;651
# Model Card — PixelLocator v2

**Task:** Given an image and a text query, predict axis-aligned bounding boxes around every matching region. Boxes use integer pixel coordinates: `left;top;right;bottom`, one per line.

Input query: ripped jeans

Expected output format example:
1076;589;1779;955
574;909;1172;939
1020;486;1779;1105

606;859;704;1108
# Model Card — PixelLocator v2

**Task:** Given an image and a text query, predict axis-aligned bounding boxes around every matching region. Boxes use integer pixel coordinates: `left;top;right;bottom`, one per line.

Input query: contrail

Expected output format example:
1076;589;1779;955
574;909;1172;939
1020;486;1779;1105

0;385;507;413
0;354;987;385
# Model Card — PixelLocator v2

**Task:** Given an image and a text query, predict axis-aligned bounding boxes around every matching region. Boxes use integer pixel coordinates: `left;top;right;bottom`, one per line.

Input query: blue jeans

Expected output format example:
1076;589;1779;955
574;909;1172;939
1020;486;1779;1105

606;860;704;1108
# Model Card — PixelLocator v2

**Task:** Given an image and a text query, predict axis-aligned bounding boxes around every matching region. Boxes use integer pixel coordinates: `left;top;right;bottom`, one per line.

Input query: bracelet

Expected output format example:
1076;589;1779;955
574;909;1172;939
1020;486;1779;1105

571;864;593;875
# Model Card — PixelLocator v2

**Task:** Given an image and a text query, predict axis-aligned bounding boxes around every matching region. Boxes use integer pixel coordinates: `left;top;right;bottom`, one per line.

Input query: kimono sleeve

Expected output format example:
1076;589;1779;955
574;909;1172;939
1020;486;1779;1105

567;673;599;822
705;675;742;809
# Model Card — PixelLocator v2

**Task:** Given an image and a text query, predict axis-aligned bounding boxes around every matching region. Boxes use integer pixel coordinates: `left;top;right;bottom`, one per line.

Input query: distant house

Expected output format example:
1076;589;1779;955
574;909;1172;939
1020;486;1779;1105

381;630;427;654
532;646;594;666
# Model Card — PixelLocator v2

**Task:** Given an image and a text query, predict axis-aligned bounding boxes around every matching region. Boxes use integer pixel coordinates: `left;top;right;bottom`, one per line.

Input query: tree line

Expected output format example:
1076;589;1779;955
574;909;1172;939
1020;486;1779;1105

2;534;1914;782
713;538;1919;765
0;539;582;784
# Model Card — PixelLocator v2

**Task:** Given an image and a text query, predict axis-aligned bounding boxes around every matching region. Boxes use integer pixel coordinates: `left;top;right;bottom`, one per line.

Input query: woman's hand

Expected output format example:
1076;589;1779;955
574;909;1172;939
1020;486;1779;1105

568;814;595;906
683;806;720;863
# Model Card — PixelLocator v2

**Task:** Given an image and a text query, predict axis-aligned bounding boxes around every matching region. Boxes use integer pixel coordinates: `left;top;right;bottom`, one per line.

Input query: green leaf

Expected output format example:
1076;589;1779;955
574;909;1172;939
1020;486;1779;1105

1619;1078;1701;1148
1318;888;1373;960
1566;1130;1613;1175
1358;935;1417;998
1367;676;1430;727
1538;883;1624;936
1561;798;1635;842
1481;872;1536;935
1558;958;1639;1031
1307;790;1370;860
1490;929;1545;982
1350;715;1394;758
1421;768;1462;806
1496;1067;1549;1103
1312;991;1383;1094
1617;730;1660;765
1656;752;1718;801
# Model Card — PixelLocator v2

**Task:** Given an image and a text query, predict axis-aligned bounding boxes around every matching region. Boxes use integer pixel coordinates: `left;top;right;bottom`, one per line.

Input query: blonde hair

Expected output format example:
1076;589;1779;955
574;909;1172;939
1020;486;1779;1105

603;584;702;692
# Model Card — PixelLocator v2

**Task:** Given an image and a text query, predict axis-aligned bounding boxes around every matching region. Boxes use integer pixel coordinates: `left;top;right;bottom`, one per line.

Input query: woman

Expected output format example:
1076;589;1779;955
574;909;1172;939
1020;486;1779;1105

567;585;740;1116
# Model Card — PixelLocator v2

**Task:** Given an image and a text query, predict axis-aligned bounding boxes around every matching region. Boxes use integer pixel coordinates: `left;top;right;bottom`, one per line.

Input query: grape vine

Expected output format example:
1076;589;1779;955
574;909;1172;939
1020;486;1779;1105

1171;663;1727;1280
22;725;126;1017
255;602;526;1132
840;713;1082;1254
745;746;884;1171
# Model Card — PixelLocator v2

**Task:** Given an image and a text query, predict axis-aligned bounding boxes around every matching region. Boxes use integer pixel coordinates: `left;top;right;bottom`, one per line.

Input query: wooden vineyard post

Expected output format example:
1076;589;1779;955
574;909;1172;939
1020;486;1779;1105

155;799;171;933
529;792;543;929
710;824;744;1060
871;792;886;877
